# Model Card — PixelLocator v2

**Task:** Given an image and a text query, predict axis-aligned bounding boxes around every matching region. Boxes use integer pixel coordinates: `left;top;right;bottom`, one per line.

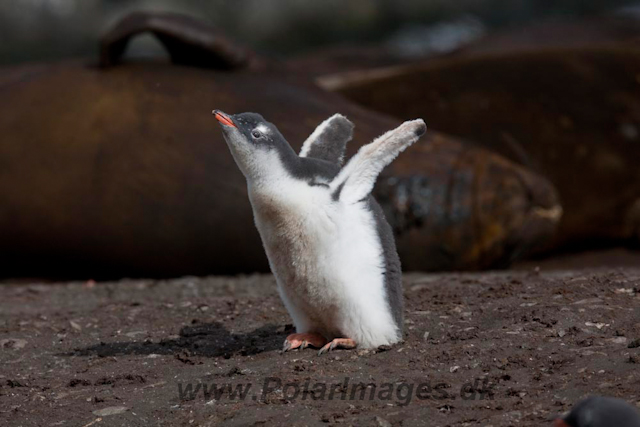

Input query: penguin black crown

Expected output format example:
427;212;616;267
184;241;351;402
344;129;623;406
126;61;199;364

214;110;426;354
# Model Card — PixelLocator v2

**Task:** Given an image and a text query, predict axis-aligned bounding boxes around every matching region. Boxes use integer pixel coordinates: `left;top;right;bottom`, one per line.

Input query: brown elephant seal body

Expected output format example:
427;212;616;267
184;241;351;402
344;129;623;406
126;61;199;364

333;46;640;251
382;133;560;270
0;12;560;278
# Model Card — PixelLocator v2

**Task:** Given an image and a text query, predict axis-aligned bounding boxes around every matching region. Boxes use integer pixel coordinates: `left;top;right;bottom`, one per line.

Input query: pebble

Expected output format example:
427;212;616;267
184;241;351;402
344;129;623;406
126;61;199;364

628;339;640;349
93;406;128;416
0;338;27;349
506;411;522;419
585;322;608;329
70;320;82;331
125;331;147;338
375;416;392;427
573;298;603;305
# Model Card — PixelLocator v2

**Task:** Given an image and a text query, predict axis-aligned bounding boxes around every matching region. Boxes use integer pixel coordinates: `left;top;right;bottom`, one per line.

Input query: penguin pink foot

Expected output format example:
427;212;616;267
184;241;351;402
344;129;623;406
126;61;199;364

318;338;357;356
282;332;327;352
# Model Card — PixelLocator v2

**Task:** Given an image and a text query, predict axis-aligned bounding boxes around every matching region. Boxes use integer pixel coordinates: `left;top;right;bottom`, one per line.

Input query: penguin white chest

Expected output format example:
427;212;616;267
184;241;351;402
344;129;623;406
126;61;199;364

249;183;341;292
248;182;399;347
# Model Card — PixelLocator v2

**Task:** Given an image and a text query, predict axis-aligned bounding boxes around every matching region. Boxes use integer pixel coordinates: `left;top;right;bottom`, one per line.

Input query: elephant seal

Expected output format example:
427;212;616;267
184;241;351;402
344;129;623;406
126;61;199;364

332;46;640;252
0;12;560;278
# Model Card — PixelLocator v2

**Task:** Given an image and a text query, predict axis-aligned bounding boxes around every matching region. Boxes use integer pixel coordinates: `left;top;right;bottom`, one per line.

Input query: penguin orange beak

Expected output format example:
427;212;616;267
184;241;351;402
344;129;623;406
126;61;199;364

213;110;237;128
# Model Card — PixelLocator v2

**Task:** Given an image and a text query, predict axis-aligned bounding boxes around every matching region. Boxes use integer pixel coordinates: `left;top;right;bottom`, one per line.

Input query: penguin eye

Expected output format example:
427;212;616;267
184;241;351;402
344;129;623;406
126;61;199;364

251;130;262;139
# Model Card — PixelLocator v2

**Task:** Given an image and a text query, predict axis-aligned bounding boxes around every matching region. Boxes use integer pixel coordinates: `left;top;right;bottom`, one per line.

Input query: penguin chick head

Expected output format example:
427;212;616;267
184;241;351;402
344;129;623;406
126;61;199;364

213;110;294;180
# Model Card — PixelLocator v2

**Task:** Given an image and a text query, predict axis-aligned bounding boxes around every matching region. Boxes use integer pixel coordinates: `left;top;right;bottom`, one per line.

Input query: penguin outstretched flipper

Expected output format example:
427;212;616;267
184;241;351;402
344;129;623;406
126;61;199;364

330;119;427;204
299;114;354;165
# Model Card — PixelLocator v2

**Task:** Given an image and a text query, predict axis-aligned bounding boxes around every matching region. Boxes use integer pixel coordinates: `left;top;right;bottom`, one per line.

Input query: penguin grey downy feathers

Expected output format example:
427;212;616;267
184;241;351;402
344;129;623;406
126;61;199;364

214;109;426;354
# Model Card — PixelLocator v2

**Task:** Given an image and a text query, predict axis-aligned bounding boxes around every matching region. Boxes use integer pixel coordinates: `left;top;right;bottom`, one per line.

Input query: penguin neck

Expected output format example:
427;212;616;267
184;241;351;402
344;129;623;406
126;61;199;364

247;143;301;188
275;142;300;170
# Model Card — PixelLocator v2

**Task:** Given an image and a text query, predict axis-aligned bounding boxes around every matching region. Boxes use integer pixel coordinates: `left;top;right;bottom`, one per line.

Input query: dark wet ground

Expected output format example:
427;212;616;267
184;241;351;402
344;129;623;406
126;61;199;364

1;258;640;426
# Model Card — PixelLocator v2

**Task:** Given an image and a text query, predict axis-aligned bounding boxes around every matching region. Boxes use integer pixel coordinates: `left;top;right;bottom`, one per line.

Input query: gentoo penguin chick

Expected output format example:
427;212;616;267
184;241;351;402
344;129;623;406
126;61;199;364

213;109;426;354
555;396;640;427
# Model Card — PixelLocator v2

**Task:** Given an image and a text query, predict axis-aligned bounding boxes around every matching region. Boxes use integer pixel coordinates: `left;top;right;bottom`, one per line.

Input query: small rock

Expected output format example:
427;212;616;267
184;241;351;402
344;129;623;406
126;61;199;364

0;339;27;349
610;337;627;345
574;298;603;305
374;416;392;427
93;406;128;417
506;411;522;419
5;379;26;387
226;366;244;377
585;322;608;330
423;331;430;341
69;320;82;331
124;331;147;338
450;365;460;373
